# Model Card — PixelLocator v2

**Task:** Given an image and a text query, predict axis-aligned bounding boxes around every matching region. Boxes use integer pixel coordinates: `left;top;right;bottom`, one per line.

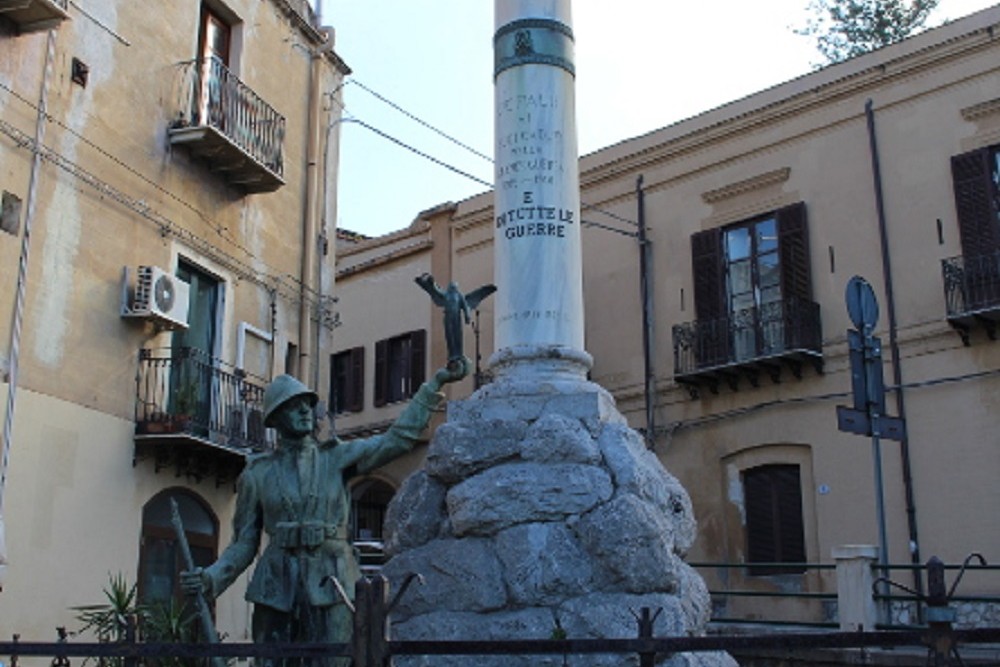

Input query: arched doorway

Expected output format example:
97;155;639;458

137;489;219;608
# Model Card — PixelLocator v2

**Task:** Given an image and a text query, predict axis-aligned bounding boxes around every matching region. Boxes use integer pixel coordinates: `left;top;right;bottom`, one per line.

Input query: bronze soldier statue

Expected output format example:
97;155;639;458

181;359;468;666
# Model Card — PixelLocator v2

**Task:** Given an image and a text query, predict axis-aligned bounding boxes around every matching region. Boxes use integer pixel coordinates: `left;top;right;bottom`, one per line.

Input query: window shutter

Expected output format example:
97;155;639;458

743;469;778;566
691;229;726;367
409;329;427;393
691;228;725;321
744;464;806;575
777;202;811;302
374;339;388;407
951;148;999;259
348;346;364;413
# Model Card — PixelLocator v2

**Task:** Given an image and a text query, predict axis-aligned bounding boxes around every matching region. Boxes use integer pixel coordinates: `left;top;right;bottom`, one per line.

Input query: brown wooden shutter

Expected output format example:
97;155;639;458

409;329;427;394
691;229;726;367
348;346;364;413
691;228;725;321
777;202;811;302
374;339;388;407
951;148;999;259
744;464;806;575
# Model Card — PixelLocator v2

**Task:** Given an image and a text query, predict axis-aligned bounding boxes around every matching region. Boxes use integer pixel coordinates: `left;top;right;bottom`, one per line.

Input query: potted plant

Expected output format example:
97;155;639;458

171;381;198;432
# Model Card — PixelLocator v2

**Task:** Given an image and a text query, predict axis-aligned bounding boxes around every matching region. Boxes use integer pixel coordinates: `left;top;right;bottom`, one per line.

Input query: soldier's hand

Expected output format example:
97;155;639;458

179;567;209;597
434;357;470;387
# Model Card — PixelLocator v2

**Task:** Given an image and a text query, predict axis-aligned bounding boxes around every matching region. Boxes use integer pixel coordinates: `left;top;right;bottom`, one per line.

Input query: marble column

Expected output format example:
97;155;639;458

492;0;590;382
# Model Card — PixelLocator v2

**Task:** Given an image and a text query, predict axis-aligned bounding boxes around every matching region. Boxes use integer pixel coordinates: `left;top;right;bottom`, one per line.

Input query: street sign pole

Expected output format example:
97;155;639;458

839;276;905;624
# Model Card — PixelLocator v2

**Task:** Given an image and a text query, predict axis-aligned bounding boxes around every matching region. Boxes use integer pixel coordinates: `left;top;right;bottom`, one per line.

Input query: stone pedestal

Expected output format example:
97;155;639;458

383;378;737;666
833;545;879;631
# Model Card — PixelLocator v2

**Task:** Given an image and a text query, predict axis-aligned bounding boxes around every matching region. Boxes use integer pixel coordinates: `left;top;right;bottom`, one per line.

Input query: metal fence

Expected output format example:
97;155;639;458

672;296;823;377
172;57;285;177
134;347;271;452
941;253;1000;319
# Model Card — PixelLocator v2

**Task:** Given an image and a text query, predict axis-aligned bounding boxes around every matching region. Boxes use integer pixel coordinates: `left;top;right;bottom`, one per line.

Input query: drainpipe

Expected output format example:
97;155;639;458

865;99;922;604
636;176;656;448
300;46;324;388
0;29;58;587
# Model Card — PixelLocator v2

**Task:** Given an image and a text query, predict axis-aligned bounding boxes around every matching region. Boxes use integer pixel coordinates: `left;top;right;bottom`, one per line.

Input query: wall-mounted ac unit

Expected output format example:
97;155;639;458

122;266;190;330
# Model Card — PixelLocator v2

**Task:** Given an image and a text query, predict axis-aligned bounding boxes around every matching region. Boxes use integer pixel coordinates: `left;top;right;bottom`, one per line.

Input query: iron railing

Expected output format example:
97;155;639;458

942;253;1000;319
172;57;285;177
672;296;822;377
135;347;271;452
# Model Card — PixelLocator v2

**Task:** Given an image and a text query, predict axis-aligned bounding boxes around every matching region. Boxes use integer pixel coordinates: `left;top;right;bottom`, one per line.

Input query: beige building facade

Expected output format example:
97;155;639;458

333;6;1000;626
0;0;349;641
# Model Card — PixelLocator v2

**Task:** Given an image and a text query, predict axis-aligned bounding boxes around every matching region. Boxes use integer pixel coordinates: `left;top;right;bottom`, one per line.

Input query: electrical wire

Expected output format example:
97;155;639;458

343;116;494;188
0;79;331;308
347;79;494;164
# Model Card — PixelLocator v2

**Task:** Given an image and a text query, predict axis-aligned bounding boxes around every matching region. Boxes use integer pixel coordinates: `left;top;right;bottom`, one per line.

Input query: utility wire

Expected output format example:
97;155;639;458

341;79;642;230
348;79;494;164
344;116;494;189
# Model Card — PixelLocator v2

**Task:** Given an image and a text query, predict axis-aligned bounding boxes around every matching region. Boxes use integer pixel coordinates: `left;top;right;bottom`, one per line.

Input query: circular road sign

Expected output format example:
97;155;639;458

846;275;879;331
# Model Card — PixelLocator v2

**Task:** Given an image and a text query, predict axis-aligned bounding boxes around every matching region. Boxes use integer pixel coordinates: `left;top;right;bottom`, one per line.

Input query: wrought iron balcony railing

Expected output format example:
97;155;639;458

941;253;1000;343
0;0;70;33
169;57;286;193
672;296;823;393
135;347;272;462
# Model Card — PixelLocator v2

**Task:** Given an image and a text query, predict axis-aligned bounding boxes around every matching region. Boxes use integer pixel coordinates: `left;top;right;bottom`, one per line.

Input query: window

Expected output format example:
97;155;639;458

138;490;218;608
330;346;364;414
951;145;1000;260
690;202;812;366
374;330;426;406
743;464;806;575
949;146;1000;314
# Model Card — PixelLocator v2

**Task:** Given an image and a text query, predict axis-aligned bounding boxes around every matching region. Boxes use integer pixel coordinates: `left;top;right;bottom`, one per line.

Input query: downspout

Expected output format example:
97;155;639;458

865;99;922;602
299;46;323;387
0;29;58;586
636;176;656;449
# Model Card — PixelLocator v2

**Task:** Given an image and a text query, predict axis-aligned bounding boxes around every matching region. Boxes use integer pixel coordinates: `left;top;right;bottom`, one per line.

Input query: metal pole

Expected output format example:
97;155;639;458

636;176;656;449
870;417;890;624
865;99;923;607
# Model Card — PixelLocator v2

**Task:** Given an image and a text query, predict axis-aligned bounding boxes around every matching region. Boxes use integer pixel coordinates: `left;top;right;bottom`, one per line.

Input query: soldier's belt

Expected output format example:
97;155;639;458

272;521;347;549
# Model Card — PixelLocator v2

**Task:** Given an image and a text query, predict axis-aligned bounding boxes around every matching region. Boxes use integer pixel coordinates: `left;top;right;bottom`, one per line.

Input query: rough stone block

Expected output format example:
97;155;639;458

447;462;613;536
384;471;449;555
520;412;601;465
496;522;596;605
424;419;525;484
574;493;682;593
598;423;697;555
382;538;507;619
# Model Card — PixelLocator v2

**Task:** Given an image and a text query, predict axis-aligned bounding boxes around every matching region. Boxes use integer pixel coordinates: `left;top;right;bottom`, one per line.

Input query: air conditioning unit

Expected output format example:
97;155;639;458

126;266;190;330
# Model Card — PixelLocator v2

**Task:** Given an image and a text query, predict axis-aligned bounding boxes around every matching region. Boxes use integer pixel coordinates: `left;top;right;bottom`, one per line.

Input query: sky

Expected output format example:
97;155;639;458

318;1;998;238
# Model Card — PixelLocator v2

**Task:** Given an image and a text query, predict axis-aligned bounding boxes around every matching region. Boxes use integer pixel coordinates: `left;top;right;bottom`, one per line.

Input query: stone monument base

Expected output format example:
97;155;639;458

383;374;736;667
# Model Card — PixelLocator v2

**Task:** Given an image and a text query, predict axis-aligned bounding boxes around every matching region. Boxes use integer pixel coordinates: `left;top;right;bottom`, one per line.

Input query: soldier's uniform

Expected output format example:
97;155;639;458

201;376;443;666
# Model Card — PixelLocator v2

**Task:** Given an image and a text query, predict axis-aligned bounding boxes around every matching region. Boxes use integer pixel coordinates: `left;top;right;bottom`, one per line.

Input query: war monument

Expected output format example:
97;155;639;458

381;2;737;665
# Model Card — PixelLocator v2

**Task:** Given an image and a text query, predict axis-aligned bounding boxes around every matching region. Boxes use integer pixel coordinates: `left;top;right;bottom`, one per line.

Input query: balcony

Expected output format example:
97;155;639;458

134;347;273;487
0;0;69;33
942;253;1000;345
672;297;824;396
168;58;285;193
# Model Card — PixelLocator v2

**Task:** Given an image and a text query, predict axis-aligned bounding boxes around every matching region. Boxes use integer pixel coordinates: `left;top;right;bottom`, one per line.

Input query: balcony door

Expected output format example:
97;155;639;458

725;216;782;361
196;4;231;128
172;261;222;431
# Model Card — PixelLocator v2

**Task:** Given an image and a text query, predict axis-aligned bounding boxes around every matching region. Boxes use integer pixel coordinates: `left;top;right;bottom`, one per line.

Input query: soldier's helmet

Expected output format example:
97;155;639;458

263;374;318;427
